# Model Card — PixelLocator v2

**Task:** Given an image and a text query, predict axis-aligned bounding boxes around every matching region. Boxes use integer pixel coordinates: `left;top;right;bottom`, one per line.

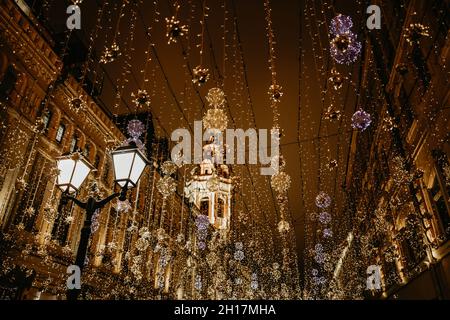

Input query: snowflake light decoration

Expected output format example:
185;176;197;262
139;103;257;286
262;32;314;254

330;14;353;36
69;96;86;112
131;89;151;108
65;215;74;224
405;23;430;45
165;16;188;44
268;84;283;103
326;159;338;171
100;42;121;64
381;114;397;132
351;108;372;131
192;65;210;85
24;206;35;218
328;68;345;90
271;171;291;193
315;192;332;209
324;105;342;121
330;31;362;65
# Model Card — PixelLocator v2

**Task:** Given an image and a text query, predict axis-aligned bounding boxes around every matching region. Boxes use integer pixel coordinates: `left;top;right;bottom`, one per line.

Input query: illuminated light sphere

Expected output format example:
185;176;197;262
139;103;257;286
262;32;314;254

203;108;228;132
319;212;332;224
271;171;291;193
330;14;353;36
330;31;362;65
315;253;325;264
315;243;323;253
315;191;332;209
323;228;333;238
277;220;290;234
206;88;226;108
156;176;177;198
161;160;178;176
251;280;259;290
351;108;372;131
195;214;210;230
235;242;244;250
135;237;150;252
116;199;132;213
234;250;245;261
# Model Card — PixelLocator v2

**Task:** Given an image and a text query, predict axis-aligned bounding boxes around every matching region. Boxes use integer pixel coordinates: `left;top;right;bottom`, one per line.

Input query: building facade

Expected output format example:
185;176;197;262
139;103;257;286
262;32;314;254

0;0;193;300
333;0;450;299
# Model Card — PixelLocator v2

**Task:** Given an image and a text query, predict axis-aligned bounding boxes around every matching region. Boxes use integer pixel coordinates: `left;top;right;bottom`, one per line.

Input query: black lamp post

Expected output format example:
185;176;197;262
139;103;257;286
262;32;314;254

56;144;148;300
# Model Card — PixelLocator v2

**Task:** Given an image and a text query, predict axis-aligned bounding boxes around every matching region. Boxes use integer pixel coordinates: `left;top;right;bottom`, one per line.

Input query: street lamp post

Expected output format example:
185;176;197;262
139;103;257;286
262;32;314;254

56;144;148;300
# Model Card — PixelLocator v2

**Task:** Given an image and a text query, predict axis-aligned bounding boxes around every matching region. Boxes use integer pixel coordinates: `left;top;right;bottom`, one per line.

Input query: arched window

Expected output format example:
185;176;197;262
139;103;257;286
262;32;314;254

200;199;209;216
217;198;225;218
55;123;65;143
41;109;52;132
83;143;91;158
70;135;79;153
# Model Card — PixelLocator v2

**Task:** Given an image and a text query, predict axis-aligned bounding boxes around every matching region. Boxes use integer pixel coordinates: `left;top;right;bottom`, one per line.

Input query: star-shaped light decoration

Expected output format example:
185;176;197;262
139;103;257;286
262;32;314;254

131;89;151;108
192;65;210;86
100;42;121;64
165;16;188;44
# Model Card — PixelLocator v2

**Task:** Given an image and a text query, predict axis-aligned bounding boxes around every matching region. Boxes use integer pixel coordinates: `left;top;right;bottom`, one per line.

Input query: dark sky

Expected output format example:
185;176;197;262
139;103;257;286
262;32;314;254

43;0;366;272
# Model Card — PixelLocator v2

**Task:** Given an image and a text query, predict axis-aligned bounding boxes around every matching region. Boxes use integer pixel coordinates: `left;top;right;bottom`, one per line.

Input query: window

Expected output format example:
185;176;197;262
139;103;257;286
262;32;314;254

217;198;225;218
430;177;450;237
51;198;73;245
55;124;65;143
200;200;209;216
0;65;17;101
103;159;110;184
83;143;90;158
94;154;101;168
70;135;79;153
41;110;52;131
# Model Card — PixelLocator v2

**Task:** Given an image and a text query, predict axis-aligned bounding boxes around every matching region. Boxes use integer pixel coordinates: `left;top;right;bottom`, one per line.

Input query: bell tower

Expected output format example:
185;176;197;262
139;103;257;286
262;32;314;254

184;137;233;230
